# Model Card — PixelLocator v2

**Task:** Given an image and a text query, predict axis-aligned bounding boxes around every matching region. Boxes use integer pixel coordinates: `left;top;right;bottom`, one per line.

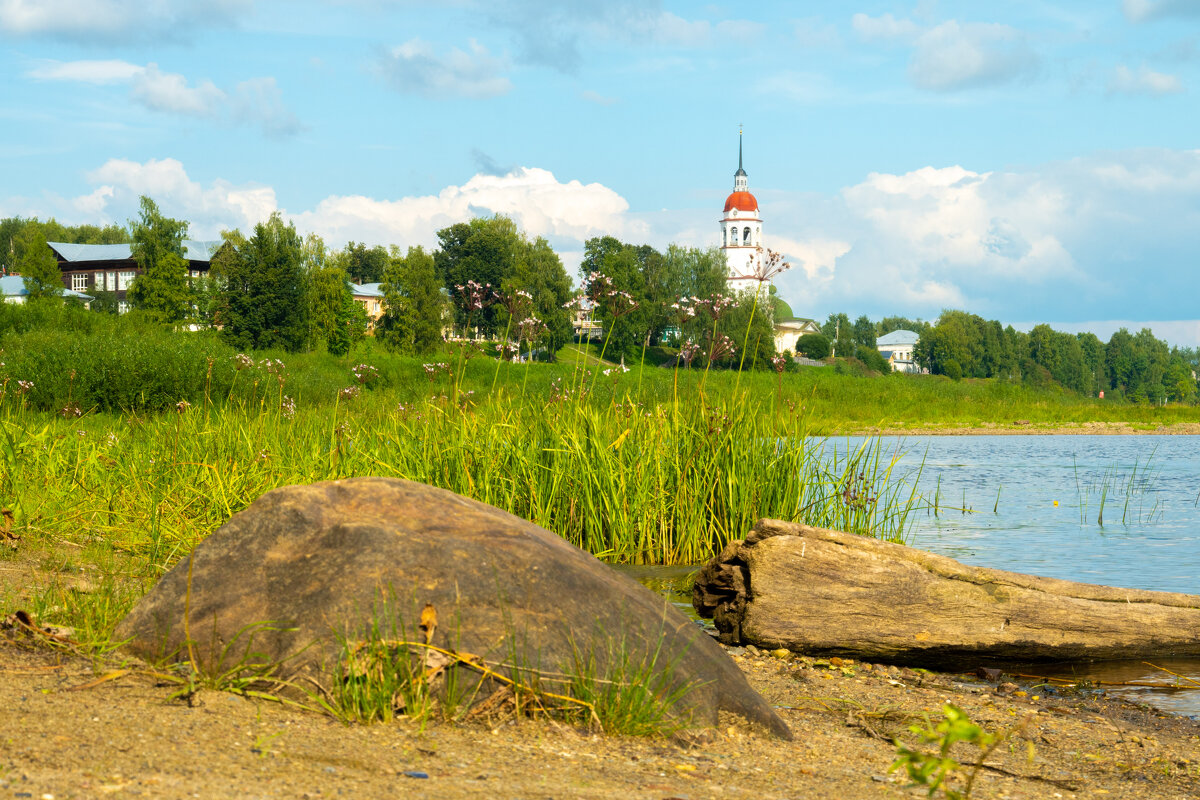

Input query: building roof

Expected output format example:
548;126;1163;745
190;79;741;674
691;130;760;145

350;282;385;298
47;240;223;264
877;329;921;347
724;191;759;213
0;275;94;301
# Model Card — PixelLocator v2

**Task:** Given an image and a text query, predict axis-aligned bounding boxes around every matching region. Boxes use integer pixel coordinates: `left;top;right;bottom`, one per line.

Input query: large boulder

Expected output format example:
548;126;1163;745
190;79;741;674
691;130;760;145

117;478;790;738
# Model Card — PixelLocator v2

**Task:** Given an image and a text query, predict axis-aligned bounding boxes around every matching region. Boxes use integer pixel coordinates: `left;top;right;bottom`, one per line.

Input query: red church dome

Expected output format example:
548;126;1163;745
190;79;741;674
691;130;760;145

724;191;758;214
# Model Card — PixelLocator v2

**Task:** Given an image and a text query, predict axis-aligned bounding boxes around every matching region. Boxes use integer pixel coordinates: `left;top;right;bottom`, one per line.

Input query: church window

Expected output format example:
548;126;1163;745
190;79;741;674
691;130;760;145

743;227;751;244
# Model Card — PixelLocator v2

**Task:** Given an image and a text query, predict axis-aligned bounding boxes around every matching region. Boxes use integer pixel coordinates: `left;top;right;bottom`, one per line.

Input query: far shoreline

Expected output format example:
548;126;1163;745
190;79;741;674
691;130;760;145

855;421;1200;436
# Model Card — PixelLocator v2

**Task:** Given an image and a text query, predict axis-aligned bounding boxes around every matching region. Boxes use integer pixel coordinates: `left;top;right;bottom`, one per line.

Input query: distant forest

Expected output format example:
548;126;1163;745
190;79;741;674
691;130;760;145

2;211;1197;404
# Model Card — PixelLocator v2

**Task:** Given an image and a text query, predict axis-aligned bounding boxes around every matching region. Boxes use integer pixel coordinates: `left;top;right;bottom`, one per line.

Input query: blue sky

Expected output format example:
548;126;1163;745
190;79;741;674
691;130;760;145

3;0;1200;344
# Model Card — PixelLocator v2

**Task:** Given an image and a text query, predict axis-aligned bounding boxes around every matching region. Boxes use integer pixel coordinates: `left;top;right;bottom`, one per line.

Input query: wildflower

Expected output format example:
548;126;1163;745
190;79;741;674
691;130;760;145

772;355;788;374
351;363;380;385
104;432;118;447
176;399;192;414
256;449;270;462
708;334;737;362
748;248;792;284
280;395;296;419
339;385;361;400
15;380;33;394
335;421;352;439
260;358;285;374
233;353;254;370
679;340;702;366
77;429;87;438
59;403;82;418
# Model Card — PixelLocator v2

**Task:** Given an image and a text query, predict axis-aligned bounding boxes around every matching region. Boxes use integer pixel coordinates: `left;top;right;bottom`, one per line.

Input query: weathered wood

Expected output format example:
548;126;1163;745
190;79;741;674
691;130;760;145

693;519;1200;668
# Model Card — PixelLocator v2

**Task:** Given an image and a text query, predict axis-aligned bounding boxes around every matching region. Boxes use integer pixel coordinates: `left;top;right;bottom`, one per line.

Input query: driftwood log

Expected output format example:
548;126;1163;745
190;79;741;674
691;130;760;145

693;519;1200;668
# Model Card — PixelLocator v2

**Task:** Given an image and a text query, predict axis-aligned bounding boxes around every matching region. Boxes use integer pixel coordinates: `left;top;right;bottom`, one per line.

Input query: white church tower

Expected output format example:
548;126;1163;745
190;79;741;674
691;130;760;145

721;127;762;285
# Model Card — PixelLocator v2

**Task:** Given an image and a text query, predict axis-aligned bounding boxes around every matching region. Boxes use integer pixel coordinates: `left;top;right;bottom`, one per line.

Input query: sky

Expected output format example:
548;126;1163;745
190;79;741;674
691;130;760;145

2;0;1200;345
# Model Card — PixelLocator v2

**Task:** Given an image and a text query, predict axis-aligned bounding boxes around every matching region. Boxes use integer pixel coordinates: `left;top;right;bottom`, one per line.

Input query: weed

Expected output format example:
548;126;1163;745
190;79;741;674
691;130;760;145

891;703;1027;800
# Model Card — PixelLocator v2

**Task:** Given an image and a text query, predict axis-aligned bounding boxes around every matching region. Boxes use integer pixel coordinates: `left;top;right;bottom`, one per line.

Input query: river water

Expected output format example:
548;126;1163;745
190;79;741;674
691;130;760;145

619;435;1200;718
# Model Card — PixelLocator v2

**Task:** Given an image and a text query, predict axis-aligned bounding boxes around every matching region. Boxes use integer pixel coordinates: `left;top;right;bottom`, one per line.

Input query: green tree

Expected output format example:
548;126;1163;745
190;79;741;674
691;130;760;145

506;236;573;356
127;196;189;321
877;315;929;337
822;312;853;358
220;213;308;352
15;226;64;301
308;264;356;353
437;216;522;337
378;246;447;355
795;332;830;360
335;241;388;284
852;314;876;349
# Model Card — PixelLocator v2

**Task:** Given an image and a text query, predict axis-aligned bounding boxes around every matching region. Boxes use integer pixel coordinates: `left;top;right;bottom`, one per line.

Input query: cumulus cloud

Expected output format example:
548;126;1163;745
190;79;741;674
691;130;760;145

0;0;248;42
27;60;301;137
291;167;641;248
851;12;920;41
64;157;642;252
909;21;1038;91
1123;0;1200;22
130;64;225;116
1109;63;1183;94
83;157;277;236
376;38;511;98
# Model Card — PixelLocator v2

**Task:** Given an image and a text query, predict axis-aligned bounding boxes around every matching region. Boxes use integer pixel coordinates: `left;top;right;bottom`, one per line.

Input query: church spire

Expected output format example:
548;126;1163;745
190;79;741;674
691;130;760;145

733;126;748;191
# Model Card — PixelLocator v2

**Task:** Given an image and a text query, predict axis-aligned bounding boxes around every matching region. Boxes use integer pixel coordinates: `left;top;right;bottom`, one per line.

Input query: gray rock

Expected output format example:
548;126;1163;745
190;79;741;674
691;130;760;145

116;478;790;739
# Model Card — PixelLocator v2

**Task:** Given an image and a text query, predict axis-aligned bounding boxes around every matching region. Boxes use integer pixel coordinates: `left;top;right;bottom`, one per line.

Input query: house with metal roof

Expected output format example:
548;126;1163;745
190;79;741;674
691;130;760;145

876;329;922;373
0;275;94;307
350;282;386;328
47;240;225;313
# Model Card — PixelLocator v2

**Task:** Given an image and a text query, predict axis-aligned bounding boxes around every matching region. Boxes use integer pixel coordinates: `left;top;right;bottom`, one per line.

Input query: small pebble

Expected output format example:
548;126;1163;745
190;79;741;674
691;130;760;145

770;648;789;659
403;771;429;779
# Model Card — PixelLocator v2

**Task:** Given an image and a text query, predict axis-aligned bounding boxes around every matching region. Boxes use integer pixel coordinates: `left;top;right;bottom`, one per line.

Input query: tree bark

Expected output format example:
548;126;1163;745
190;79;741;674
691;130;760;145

693;519;1200;668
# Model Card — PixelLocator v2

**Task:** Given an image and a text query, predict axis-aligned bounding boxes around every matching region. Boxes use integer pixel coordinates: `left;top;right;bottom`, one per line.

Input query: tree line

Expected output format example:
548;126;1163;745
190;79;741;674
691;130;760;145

5;203;1197;400
909;310;1197;403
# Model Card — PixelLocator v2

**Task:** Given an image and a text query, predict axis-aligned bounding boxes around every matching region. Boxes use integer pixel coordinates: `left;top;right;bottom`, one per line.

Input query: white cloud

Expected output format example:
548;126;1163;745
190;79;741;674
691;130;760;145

292;167;641;247
65;158;641;251
377;38;512;98
83;157;277;236
769;235;850;284
26;59;142;84
0;0;248;41
1123;0;1200;22
1109;63;1183;95
131;63;226;116
909;20;1038;91
25;59;300;137
851;12;920;41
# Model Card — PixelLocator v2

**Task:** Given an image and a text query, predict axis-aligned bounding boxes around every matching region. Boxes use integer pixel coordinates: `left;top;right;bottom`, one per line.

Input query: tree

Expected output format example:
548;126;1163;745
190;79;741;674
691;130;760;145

127;197;189;321
877;315;928;337
378;246;447;355
795;332;830;360
308;264;356;353
219;213;308;352
852;315;876;349
436;216;522;337
15;226;64;301
821;313;853;358
506;236;573;356
335;241;388;284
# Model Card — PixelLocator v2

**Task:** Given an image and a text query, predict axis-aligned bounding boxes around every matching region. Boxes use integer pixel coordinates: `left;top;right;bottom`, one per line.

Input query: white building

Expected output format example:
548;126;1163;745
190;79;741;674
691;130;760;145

721;129;763;286
876;329;921;373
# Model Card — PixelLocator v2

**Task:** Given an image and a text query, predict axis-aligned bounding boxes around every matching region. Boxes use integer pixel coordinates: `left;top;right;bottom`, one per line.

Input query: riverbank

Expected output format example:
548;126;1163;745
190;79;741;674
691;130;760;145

3;632;1198;800
861;421;1200;436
